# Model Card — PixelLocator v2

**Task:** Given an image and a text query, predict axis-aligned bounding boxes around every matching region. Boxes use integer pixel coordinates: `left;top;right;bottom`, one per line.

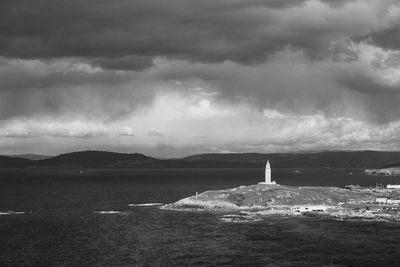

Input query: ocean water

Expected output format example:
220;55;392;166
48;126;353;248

0;168;399;266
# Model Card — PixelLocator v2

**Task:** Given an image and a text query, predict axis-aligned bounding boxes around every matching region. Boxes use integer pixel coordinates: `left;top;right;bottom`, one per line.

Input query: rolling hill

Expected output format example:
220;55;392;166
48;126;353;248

37;151;156;168
6;154;52;161
0;150;400;169
181;151;400;168
0;155;33;167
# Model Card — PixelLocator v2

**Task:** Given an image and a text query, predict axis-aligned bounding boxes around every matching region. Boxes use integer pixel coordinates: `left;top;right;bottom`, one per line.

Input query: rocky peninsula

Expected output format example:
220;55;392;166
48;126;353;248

365;167;400;176
163;184;400;222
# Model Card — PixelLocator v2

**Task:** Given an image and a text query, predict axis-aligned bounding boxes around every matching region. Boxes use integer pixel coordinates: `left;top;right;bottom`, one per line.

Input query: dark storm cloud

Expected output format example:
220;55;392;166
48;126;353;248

2;0;400;154
0;66;123;91
335;68;400;94
0;0;375;68
319;0;356;7
332;66;400;122
0;59;158;120
90;56;154;71
150;55;400;124
369;25;400;51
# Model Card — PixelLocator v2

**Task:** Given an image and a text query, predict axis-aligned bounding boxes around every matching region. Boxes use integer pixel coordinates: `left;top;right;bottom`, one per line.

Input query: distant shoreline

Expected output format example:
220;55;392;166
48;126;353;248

365;167;400;176
2;150;400;169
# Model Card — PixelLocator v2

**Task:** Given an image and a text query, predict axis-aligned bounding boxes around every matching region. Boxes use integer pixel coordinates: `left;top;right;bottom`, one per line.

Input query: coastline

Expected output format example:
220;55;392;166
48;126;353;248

163;184;400;222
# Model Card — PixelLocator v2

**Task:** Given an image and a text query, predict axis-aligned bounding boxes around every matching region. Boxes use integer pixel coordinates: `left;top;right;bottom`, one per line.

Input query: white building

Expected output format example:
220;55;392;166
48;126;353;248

387;199;400;205
375;197;388;204
387;184;400;189
259;160;277;184
291;205;335;213
265;160;272;183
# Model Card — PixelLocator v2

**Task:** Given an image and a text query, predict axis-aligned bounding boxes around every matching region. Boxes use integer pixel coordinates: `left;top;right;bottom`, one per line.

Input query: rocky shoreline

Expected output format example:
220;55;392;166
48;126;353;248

163;184;400;222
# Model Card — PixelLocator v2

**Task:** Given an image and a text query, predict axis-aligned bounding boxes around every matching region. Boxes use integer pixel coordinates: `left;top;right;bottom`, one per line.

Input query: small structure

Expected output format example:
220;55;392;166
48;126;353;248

375;197;388;204
265;161;272;183
387;184;400;189
290;205;334;213
259;160;277;185
344;184;362;191
387;199;400;205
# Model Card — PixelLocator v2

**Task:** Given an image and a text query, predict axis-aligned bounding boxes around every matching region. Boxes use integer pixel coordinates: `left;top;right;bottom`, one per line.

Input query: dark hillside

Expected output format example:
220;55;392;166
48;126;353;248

6;154;52;161
38;151;156;168
182;151;400;168
0;156;33;167
2;150;400;169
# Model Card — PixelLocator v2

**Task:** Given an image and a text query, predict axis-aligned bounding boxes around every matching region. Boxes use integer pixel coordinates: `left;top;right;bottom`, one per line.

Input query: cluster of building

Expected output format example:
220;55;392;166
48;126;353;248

375;197;400;205
288;183;400;216
346;184;400;213
260;161;400;217
345;184;400;193
290;205;338;213
365;168;400;176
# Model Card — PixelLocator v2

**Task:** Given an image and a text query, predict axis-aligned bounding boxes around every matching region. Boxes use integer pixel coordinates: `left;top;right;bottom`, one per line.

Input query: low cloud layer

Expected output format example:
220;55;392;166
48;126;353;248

1;0;400;156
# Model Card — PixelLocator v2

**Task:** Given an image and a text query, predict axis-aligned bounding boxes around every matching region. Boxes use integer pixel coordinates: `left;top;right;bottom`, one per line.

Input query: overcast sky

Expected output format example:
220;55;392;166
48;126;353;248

1;0;400;157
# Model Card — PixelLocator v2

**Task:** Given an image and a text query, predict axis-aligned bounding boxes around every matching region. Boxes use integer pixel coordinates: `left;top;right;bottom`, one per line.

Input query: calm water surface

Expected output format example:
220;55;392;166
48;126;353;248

0;168;399;266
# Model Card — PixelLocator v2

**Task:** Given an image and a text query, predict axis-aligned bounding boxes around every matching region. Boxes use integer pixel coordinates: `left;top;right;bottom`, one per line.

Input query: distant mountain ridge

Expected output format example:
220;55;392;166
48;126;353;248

0;150;400;169
39;151;155;168
182;151;400;168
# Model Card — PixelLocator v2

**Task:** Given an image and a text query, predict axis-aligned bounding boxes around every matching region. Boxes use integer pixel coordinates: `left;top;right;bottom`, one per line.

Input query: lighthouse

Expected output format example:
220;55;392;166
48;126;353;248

265;160;271;183
259;160;277;185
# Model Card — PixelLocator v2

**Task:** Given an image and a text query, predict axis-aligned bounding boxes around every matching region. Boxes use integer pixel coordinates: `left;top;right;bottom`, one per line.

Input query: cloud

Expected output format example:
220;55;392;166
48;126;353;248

2;1;400;155
149;48;400;123
0;57;159;120
2;92;400;156
0;118;107;138
366;3;400;50
89;56;154;71
0;0;398;67
1;41;400;138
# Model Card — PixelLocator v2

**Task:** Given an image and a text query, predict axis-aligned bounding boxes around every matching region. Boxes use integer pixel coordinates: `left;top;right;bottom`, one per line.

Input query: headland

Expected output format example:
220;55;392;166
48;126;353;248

164;161;400;222
164;183;400;222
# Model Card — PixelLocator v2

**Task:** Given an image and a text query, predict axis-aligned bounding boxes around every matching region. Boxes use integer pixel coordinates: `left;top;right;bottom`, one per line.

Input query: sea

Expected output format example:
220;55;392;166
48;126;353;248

0;168;399;266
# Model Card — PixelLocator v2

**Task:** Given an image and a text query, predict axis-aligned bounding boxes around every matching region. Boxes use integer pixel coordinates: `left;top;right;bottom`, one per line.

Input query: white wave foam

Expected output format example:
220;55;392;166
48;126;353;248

0;211;27;215
128;203;163;207
92;211;123;214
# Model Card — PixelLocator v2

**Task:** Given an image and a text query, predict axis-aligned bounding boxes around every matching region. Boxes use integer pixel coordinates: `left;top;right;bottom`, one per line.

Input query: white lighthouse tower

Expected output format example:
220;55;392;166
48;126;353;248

259;160;276;185
265;160;271;183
